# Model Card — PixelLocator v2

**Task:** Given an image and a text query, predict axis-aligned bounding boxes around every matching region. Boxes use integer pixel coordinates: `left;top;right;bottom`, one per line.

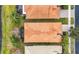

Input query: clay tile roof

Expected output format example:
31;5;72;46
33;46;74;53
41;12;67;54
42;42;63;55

24;5;60;19
24;22;62;43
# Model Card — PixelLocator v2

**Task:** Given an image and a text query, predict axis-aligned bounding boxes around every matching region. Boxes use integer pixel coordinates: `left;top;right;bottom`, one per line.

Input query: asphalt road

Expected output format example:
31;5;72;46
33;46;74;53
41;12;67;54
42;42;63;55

75;5;79;54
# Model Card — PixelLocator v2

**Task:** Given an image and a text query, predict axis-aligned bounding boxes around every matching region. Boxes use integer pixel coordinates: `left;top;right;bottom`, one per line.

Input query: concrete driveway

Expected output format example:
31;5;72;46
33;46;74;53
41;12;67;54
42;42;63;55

71;10;74;17
62;25;68;31
60;10;68;18
25;45;62;54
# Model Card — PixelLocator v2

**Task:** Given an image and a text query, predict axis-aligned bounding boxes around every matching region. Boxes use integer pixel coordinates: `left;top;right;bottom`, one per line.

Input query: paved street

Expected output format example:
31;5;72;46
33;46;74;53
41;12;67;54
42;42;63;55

75;5;79;54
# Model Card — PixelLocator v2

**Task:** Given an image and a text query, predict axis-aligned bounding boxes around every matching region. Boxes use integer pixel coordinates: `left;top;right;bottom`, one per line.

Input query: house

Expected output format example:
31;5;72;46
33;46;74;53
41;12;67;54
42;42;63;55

23;5;60;19
23;5;63;54
24;22;62;43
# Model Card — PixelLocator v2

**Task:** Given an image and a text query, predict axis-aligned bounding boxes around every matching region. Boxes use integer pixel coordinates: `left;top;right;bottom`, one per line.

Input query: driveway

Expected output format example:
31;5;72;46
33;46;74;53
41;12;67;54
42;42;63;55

25;45;62;54
60;10;68;18
62;25;68;31
71;9;74;17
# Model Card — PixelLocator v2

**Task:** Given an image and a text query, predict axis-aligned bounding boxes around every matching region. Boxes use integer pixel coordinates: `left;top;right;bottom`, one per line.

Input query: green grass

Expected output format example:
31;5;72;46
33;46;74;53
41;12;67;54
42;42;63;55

62;32;69;54
71;17;74;24
60;18;68;24
60;5;68;10
71;38;75;54
1;5;24;54
26;18;68;24
70;27;75;54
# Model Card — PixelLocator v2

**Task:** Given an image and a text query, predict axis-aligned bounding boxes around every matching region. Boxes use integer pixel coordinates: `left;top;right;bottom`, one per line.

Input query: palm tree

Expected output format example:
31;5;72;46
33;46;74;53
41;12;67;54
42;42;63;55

11;12;25;28
70;26;79;39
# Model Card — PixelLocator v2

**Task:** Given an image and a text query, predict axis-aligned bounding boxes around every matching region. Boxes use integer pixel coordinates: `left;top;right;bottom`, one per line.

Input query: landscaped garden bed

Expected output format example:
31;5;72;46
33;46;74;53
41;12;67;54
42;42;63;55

2;5;25;54
26;18;68;24
25;42;61;46
60;5;68;10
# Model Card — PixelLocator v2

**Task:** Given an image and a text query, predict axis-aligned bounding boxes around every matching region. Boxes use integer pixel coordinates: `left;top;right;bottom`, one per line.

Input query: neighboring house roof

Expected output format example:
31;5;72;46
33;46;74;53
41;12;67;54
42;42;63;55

24;22;62;43
24;5;60;19
25;45;62;54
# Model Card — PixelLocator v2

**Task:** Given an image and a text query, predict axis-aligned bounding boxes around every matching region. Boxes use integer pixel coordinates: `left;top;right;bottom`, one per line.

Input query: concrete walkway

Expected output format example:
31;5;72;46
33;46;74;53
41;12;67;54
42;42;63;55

68;5;71;53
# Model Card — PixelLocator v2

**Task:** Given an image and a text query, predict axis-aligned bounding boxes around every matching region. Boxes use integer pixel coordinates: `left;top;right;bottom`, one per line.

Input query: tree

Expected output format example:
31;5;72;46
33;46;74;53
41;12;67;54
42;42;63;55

70;26;79;39
11;12;25;28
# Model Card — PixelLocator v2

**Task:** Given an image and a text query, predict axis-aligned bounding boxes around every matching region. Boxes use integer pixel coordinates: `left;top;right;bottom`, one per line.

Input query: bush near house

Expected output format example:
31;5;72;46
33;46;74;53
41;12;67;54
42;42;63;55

71;5;74;9
26;18;68;24
25;43;61;46
60;5;68;10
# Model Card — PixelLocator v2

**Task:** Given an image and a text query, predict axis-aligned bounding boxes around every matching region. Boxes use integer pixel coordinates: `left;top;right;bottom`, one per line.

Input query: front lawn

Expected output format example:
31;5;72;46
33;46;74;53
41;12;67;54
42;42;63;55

60;18;68;24
71;17;74;24
71;38;75;53
70;27;75;53
62;32;69;54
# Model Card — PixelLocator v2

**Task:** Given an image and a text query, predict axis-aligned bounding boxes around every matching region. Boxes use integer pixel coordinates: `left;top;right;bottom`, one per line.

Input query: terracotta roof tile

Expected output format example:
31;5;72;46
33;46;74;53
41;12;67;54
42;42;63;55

24;22;62;43
24;5;60;19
